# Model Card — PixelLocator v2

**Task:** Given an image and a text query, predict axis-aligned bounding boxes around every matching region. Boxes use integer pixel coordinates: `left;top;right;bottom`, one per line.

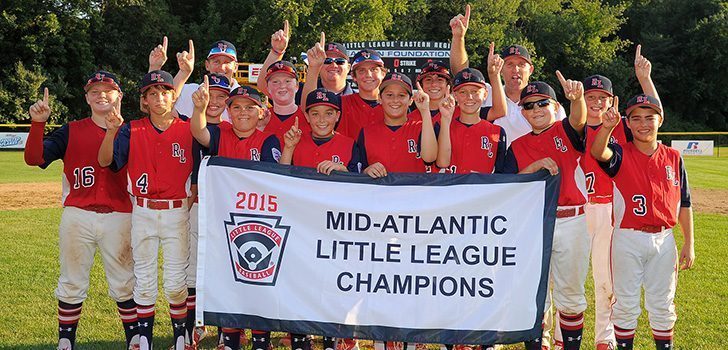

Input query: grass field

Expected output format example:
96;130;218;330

0;150;726;349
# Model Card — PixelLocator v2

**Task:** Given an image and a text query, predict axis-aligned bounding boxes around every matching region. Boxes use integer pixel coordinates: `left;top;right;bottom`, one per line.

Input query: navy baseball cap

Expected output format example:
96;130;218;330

85;70;121;92
325;42;348;59
206;74;231;93
266;61;298;81
351;49;384;70
452;68;487;91
228;86;263;107
417;60;451;82
306;88;341;112
501;45;532;64
140;70;174;93
625;94;662;116
519;81;557;105
583;75;613;96
207;40;237;61
379;72;413;95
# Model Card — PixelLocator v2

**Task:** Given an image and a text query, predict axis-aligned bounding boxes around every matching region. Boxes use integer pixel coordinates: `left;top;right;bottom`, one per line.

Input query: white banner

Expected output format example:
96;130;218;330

0;132;29;149
671;140;714;156
197;158;558;344
247;64;263;84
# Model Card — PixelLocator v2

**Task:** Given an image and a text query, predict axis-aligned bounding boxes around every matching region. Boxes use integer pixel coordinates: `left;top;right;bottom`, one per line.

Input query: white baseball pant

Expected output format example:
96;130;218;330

586;202;616;345
186;202;199;287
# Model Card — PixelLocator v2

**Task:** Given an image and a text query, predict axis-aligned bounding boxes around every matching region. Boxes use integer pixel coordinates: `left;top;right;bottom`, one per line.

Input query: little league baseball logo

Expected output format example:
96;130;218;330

224;213;291;285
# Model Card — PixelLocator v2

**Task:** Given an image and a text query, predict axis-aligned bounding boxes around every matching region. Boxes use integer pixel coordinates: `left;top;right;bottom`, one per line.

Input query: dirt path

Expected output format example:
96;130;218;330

0;182;726;215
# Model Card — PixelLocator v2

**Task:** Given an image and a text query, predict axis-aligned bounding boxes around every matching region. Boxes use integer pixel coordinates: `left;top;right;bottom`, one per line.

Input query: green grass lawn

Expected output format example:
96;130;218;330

1;210;726;349
0;151;63;184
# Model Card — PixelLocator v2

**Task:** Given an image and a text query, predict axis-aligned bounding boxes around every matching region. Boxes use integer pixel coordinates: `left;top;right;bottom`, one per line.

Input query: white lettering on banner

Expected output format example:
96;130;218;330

196;158;555;344
0;132;29;149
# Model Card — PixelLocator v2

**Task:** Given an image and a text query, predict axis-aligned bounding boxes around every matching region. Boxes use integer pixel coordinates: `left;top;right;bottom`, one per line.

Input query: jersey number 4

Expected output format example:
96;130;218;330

136;173;149;194
72;166;95;189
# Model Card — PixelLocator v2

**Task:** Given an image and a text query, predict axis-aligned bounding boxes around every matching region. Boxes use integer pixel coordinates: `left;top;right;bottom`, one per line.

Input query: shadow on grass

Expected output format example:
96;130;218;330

2;336;183;350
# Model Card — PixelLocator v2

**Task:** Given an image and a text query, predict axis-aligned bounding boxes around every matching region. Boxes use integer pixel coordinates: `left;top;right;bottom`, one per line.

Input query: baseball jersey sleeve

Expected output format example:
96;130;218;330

348;142;363;173
479;106;492;120
191;140;210;185
34;124;69;169
493;127;508;173
679;156;691;207
598;143;623;178
502;147;519;174
562;119;585;153
357;130;369;169
207;124;222;156
109;123;131;172
261;135;282;163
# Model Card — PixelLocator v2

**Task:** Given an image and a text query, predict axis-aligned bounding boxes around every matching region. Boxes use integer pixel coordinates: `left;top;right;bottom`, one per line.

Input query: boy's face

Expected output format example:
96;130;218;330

585;91;613;120
85;83;121;114
421;75;449;101
141;86;175;115
207;90;229;118
306;105;340;138
626;108;662;143
520;96;558;132
502;57;533;92
321;54;350;86
267;72;298;105
380;84;412;119
454;85;486;115
228;98;262;133
205;56;237;78
352;62;386;94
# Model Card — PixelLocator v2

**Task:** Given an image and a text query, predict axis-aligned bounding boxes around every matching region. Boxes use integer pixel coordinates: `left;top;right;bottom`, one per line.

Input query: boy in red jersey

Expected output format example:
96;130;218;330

259;60;312;143
25;72;138;350
591;95;694;350
189;78;281;350
436;42;507;175
503;74;588;350
407;60;452;124
280;88;361;174
358;73;437;177
99;69;192;350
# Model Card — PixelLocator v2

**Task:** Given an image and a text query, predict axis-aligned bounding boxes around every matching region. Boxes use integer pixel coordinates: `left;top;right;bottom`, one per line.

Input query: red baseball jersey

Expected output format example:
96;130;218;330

293;132;354;166
127;117;193;199
582;118;630;203
407;108;441;125
444;118;506;174
264;107;311;147
209;123;281;162
359;120;426;173
338;94;383;139
505;120;587;206
601;142;690;230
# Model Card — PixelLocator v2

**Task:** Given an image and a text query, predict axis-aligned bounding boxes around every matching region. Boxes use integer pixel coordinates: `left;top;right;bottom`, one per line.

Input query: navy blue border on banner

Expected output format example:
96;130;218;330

202;157;559;345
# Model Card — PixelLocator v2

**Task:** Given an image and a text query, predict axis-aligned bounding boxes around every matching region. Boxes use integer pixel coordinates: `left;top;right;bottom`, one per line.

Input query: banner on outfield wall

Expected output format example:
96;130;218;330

671;140;714;156
0;132;28;149
247;64;264;84
196;158;559;345
344;41;450;82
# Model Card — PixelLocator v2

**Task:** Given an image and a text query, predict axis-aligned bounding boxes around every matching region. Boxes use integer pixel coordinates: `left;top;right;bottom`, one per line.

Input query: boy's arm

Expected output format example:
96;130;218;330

300;32;326;112
98;105;123;168
556;70;586;137
25;87;52;165
279;117;302;165
174;40;195;100
635;44;661;105
435;92;455;168
449;4;471;74
485;42;507;121
257;20;290;97
414;82;437;163
190;76;211;148
591;96;620;163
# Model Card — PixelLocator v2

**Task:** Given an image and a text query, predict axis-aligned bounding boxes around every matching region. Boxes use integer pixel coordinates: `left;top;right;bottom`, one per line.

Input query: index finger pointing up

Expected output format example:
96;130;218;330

283;20;290;38
635;44;642;60
488;42;494;57
294;116;299;129
320;32;326;47
464;4;471;25
162;36;168;52
203;74;209;88
555;70;567;85
188;39;194;55
43;87;49;104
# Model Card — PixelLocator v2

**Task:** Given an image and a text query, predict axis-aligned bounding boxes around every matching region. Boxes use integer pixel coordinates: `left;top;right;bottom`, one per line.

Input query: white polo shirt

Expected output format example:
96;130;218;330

175;79;240;123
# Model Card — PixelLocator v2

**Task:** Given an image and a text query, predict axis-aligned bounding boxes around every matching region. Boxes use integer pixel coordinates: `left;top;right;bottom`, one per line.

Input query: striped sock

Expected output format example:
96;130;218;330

652;328;673;349
58;301;82;350
323;336;336;350
614;326;635;350
170;301;187;348
116;299;138;348
252;330;271;350
559;312;584;350
291;333;311;350
185;289;196;343
222;328;242;350
137;304;155;349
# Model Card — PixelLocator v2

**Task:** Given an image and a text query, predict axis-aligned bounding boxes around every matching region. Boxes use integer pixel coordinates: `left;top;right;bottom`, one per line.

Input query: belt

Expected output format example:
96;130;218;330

556;206;585;218
588;196;613;204
78;205;114;214
135;197;185;210
637;225;666;233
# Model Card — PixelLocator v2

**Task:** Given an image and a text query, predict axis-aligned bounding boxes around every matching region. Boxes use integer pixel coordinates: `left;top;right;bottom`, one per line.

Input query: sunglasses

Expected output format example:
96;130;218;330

324;57;348;65
522;98;552;110
352;53;383;65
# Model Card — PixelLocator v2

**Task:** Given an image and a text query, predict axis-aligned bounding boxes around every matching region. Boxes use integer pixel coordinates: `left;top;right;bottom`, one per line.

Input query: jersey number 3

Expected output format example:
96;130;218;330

632;195;647;216
136;173;149;194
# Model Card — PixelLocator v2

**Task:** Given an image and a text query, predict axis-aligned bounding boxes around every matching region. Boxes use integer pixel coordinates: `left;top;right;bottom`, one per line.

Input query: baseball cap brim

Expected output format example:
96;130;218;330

265;70;297;81
140;82;174;93
626;103;662;116
306;102;340;112
453;81;486;91
417;71;451;82
518;94;555;105
209;86;230;94
379;80;412;95
585;89;614;97
227;95;262;107
84;81;120;92
504;54;532;65
207;52;237;61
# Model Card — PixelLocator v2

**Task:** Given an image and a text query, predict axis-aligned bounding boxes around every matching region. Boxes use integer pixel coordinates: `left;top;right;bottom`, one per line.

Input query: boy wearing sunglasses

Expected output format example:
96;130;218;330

503;74;589;350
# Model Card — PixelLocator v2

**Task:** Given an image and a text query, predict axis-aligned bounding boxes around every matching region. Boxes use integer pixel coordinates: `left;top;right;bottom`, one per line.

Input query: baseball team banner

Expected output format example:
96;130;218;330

196;157;559;345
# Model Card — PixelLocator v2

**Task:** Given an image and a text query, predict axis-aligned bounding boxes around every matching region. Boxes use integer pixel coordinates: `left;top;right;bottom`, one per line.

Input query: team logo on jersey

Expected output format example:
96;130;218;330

553;137;568;153
172;143;187;163
332;155;342;164
665;165;679;186
224;213;291;285
250;148;261;161
481;136;494;158
407;139;417;154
